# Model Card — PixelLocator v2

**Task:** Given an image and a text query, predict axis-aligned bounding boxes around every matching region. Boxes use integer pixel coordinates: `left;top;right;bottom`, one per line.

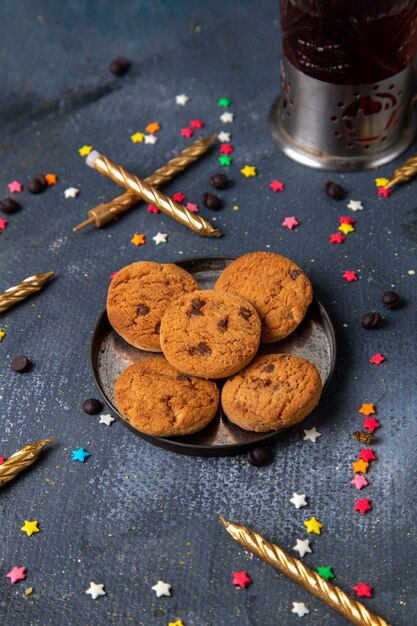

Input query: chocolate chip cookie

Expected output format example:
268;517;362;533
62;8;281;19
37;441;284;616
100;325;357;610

107;262;199;352
114;358;219;437
160;290;261;379
214;251;313;343
221;354;322;432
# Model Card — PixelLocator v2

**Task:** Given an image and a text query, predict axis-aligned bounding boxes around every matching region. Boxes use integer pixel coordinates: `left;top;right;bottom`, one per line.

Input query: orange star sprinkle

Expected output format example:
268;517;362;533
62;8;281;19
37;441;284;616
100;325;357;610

45;173;58;186
145;122;160;134
131;233;146;246
352;459;369;474
359;403;375;416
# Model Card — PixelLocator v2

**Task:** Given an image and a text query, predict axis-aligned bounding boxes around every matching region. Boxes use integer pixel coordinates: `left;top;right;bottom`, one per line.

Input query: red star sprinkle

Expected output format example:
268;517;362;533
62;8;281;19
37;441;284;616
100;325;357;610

378;187;392;197
109;272;118;280
232;571;252;589
190;119;205;129
220;144;234;155
0;219;8;230
363;417;380;432
6;566;26;584
186;203;199;213
330;233;346;244
353;582;373;598
181;127;194;138
269;180;285;192
172;192;186;203
358;448;377;462
342;271;358;282
355;498;372;514
147;204;159;214
351;474;368;490
8;181;22;193
339;216;356;225
0;456;5;464
282;216;299;229
370;353;385;365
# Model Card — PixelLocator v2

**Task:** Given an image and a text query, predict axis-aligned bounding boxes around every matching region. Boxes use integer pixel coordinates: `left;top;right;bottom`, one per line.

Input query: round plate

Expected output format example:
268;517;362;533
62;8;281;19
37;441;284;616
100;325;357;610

91;256;336;456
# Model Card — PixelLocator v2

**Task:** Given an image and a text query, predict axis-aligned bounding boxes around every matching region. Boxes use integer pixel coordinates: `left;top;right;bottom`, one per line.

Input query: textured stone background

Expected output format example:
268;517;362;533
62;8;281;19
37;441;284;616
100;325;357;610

0;1;416;625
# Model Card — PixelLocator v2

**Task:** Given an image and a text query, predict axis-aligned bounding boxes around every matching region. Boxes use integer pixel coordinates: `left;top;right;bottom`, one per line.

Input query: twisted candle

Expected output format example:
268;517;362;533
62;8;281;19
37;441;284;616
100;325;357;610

86;151;222;238
220;517;390;626
0;439;55;488
0;271;54;313
385;153;417;188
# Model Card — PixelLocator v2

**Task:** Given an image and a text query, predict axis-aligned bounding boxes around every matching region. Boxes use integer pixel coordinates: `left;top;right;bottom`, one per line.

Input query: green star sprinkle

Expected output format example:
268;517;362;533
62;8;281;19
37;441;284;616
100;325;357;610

218;98;232;108
317;566;335;581
218;155;232;166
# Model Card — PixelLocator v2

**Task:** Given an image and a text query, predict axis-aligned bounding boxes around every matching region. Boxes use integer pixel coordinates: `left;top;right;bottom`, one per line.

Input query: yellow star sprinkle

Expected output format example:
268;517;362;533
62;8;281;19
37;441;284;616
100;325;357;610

131;233;146;246
352;459;369;474
339;223;355;235
168;621;185;626
131;132;144;143
78;145;93;157
359;403;375;416
21;520;40;537
241;165;257;178
0;329;5;341
375;177;389;188
304;516;323;534
145;121;160;134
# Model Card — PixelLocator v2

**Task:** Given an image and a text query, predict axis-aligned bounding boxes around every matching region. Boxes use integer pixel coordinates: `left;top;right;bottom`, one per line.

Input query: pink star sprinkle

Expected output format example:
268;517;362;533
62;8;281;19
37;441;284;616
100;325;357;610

282;216;299;229
181;127;194;138
378;187;392;197
353;582;373;598
351;474;368;490
6;566;26;584
330;233;345;244
186;203;199;213
370;353;385;365
8;181;22;193
339;216;356;225
220;144;233;155
147;204;159;214
189;119;205;129
269;180;285;192
172;192;186;203
232;571;252;589
358;448;377;462
109;271;118;280
0;219;8;230
355;498;372;514
342;271;358;282
363;417;380;432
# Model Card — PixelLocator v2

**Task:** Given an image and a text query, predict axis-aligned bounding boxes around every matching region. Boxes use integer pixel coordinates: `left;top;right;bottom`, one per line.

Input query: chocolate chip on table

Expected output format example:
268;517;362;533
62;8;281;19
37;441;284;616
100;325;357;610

209;173;230;190
382;290;401;309
188;342;212;356
0;198;21;214
246;446;273;467
201;192;223;211
11;355;30;372
325;181;345;200
109;56;130;76
137;304;150;316
361;311;382;329
240;307;252;320
27;175;47;195
82;398;103;415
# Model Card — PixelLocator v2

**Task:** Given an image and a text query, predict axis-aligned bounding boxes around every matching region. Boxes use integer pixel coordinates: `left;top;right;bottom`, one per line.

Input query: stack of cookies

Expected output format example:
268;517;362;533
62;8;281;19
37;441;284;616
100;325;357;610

107;252;322;438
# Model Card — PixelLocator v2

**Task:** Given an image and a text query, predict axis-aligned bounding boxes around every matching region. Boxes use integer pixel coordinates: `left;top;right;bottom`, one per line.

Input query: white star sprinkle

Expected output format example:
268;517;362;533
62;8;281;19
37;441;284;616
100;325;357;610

219;111;234;123
144;134;158;144
292;602;309;617
347;199;364;212
99;414;115;426
218;131;231;142
175;94;189;106
303;427;322;443
290;493;308;509
152;232;168;245
85;582;106;600
64;187;80;199
293;538;312;558
151;580;172;597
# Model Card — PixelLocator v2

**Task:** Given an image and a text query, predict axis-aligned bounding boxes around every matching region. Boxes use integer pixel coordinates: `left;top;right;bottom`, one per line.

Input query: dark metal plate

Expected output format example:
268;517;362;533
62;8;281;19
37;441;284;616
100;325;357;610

91;257;336;456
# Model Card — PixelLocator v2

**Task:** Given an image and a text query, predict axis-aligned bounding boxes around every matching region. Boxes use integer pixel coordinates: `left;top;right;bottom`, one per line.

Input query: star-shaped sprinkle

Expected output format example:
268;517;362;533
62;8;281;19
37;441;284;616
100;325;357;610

218;97;232;107
168;621;185;626
339;216;356;225
186;203;198;212
153;232;168;245
147;204;159;213
370;353;385;365
79;145;93;156
220;143;233;155
45;174;57;186
144;134;158;144
145;122;160;134
24;587;33;596
131;132;144;143
85;581;106;599
218;131;231;142
358;448;376;462
219;155;232;166
317;566;335;581
172;192;185;203
282;216;299;229
232;571;252;588
190;119;205;129
347;199;364;212
151;580;172;597
378;187;392;197
352;459;369;474
71;447;90;462
339;223;355;235
351;474;368;490
292;602;309;617
303;427;322;443
99;414;115;426
220;111;234;123
269;180;285;192
290;493;308;509
375;177;389;188
304;517;323;534
241;165;256;177
64;187;79;199
355;498;372;514
131;233;146;246
353;582;373;598
181;127;194;138
6;567;26;584
359;403;375;416
8;181;22;193
363;417;380;432
293;538;312;558
0;329;5;341
175;94;189;106
0;218;8;230
330;233;345;244
21;520;40;537
342;271;358;282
